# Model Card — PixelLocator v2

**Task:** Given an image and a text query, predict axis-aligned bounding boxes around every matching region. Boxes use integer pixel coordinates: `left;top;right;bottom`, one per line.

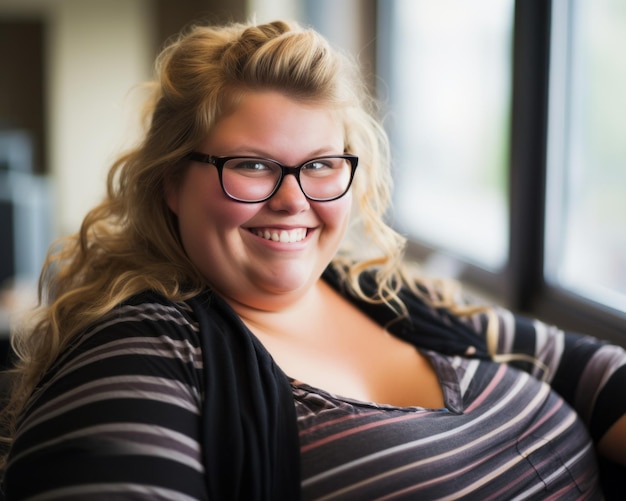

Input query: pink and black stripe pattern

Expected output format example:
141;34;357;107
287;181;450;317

295;350;603;500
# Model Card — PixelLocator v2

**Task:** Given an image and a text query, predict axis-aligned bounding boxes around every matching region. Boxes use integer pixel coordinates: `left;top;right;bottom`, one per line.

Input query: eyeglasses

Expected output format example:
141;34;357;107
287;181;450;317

188;152;358;203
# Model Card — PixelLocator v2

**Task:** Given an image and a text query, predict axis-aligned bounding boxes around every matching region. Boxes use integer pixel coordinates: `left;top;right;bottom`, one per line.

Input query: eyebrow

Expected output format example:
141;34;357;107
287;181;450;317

222;146;344;160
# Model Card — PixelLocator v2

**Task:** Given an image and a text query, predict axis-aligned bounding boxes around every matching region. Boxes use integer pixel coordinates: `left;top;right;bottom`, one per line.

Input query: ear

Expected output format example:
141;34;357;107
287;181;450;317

163;175;180;215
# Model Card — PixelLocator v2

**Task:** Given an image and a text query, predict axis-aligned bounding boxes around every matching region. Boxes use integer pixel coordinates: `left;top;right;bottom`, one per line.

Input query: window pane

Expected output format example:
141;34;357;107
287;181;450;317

385;0;514;270
545;0;626;312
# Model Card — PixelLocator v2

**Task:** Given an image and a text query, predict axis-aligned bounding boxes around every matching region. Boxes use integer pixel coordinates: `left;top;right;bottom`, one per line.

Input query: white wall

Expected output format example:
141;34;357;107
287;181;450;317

48;0;154;235
246;0;301;23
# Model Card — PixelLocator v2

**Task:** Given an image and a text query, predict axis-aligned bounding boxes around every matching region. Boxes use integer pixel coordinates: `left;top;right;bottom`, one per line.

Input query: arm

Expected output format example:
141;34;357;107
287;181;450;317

599;414;626;466
4;295;206;500
480;307;626;464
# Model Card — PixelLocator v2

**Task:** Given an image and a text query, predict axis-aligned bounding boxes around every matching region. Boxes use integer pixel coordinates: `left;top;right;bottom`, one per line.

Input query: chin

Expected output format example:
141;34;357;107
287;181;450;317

257;269;314;295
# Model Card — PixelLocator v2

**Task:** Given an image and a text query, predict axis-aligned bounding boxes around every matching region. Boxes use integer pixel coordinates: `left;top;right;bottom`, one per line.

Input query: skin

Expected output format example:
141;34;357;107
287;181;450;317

166;91;352;313
598;414;626;466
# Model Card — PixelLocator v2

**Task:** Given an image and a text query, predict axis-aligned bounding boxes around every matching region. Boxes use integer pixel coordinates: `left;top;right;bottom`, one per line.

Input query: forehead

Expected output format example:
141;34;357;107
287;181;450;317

201;91;345;160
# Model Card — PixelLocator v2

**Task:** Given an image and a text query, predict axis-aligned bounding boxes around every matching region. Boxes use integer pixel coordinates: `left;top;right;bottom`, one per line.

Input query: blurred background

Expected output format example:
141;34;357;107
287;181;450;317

1;0;625;347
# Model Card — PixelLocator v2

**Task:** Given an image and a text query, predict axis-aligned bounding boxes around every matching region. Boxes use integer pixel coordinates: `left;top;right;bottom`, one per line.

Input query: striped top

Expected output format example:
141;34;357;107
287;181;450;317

294;352;600;499
3;289;625;500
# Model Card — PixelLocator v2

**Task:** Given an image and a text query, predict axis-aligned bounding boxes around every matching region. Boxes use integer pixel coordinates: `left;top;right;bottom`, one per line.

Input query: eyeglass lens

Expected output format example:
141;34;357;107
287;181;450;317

221;157;353;202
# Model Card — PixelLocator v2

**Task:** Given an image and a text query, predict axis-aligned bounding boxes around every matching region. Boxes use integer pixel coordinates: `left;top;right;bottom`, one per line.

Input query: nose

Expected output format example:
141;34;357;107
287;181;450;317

266;173;310;213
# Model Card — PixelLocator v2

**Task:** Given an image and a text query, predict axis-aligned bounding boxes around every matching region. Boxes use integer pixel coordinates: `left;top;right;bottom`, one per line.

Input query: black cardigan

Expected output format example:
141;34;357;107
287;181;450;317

189;268;489;500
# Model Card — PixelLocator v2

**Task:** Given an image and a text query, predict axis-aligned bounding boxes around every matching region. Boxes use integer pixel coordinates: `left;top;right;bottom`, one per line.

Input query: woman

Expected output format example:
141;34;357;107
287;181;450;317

2;20;625;500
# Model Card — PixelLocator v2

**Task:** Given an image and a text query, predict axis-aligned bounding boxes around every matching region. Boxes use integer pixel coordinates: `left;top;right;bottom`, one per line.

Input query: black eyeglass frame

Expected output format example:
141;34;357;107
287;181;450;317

188;152;359;203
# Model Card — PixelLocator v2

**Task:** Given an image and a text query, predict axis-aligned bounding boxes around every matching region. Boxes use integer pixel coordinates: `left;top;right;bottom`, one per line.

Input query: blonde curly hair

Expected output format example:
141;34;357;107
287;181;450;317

1;19;416;454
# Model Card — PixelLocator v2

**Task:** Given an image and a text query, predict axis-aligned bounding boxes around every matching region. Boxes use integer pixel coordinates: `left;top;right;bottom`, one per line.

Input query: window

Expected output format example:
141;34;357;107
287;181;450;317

379;0;626;342
545;0;626;313
383;0;514;271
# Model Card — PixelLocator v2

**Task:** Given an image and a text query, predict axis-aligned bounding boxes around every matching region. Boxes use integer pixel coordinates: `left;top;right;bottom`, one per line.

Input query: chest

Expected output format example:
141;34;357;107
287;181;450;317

294;360;600;499
251;305;445;409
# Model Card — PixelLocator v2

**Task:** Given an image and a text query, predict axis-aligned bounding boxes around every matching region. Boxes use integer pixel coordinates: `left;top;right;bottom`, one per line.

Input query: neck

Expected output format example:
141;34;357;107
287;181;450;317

224;279;330;338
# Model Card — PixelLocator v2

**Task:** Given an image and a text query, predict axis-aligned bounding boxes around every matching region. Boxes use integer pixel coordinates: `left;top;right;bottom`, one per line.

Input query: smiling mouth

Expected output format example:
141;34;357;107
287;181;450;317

251;228;308;243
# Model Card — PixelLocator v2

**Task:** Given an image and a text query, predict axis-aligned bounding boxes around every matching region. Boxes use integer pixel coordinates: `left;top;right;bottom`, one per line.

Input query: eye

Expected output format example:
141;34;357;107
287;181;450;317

231;160;271;171
302;158;342;177
225;159;278;178
304;160;333;170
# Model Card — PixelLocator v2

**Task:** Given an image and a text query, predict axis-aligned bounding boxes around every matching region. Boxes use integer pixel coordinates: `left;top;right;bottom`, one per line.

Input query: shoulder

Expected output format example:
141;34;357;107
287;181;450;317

56;291;198;358
14;290;211;435
27;290;210;406
80;289;203;347
5;290;210;500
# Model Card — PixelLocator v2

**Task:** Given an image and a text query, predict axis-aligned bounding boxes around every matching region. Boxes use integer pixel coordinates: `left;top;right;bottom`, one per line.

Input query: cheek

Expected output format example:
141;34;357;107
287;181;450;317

317;194;352;230
181;195;254;235
174;171;244;226
187;199;262;252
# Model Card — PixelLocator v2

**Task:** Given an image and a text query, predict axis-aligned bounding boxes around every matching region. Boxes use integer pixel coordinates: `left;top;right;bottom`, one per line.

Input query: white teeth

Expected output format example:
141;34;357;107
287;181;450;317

254;228;307;243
